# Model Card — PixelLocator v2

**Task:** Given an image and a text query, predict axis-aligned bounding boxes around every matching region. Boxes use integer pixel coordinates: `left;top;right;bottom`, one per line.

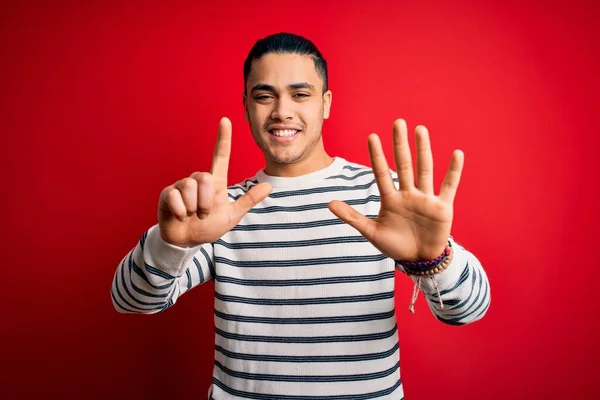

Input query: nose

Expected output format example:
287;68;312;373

270;96;295;121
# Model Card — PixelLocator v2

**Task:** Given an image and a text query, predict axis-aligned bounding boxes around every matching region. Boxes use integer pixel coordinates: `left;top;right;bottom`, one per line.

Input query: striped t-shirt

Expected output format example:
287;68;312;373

111;157;491;399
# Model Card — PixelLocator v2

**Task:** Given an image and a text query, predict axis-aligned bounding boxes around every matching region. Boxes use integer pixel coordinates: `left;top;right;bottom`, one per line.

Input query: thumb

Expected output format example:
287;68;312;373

230;182;273;223
328;200;376;241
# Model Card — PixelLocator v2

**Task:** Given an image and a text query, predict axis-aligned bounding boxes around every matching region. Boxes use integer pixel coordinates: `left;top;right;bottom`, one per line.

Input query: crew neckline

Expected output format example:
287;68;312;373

255;157;346;188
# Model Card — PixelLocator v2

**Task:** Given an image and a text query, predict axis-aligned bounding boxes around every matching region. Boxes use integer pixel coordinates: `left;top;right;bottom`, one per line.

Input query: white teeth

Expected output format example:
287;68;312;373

271;129;298;137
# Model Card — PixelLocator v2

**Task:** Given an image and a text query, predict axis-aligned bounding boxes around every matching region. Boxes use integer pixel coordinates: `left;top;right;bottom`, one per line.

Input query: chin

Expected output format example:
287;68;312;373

266;150;305;165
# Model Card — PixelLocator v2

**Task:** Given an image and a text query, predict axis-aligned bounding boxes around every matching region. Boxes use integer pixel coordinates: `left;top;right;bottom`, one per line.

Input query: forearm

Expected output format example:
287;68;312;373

111;225;213;314
399;236;491;325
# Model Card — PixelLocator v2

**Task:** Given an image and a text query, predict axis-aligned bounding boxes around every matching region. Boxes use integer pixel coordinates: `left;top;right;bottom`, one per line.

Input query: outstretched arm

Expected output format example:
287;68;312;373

329;119;490;325
111;117;272;314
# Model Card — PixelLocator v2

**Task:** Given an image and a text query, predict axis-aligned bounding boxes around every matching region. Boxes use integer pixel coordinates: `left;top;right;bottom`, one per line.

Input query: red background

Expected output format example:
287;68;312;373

1;0;599;398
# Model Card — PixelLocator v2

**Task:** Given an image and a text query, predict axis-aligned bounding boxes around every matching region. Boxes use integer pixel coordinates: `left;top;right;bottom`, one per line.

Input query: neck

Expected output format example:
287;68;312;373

263;143;333;177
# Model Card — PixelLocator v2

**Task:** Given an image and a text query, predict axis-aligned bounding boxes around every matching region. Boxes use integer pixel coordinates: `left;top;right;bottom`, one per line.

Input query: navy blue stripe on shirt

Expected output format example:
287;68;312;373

215;325;398;344
231;216;377;231
214;309;395;325
215;291;394;306
229;179;259;192
120;256;168;307
326;170;374;180
130;255;172;290
437;269;490;324
113;261;164;312
340;164;365;172
110;287;138;313
246;195;380;214
215;253;387;267
126;253;171;299
200;246;215;278
215;271;394;287
425;262;470;299
185;269;192;290
145;262;176;280
431;264;478;311
215;342;399;363
215;359;399;382
216;235;369;249
212;377;402;400
139;230;148;250
130;277;170;299
192;257;205;283
228;177;397;200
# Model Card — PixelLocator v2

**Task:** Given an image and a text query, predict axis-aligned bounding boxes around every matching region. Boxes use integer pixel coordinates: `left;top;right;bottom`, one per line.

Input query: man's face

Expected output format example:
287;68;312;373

244;53;332;166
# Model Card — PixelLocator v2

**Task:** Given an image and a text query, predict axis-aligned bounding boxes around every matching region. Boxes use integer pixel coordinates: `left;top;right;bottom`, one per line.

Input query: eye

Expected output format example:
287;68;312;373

255;95;273;100
294;93;310;98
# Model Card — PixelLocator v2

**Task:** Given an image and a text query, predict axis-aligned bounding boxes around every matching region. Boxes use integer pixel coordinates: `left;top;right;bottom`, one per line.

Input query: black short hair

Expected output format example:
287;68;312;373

243;32;328;94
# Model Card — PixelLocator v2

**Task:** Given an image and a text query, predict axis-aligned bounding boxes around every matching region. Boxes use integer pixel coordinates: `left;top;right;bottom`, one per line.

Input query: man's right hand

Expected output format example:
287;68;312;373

157;117;272;247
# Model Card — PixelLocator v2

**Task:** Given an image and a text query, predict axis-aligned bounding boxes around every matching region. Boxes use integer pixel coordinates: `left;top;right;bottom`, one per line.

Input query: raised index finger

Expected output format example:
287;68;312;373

210;117;232;178
368;133;396;197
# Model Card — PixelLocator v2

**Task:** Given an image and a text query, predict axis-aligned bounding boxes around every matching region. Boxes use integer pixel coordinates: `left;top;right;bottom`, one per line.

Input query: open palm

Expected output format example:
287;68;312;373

329;119;464;262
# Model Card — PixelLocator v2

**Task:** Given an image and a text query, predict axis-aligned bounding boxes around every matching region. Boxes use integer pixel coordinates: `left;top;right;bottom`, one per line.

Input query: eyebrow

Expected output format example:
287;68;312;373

288;82;315;91
250;82;316;94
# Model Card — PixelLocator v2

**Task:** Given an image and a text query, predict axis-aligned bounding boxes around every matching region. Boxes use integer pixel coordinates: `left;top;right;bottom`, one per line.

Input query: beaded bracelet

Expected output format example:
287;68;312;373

402;247;453;276
396;246;452;275
397;241;454;313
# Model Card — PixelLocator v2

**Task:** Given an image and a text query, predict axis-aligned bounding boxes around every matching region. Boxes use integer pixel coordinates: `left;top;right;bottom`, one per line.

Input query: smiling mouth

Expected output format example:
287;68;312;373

269;129;300;137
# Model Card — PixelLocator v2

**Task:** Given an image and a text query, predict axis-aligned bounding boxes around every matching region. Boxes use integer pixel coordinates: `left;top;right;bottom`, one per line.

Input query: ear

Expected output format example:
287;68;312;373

242;93;249;121
323;90;332;120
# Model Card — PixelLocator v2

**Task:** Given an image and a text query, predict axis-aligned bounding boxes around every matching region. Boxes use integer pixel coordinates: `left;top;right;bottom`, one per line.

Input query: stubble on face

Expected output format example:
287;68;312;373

248;105;325;165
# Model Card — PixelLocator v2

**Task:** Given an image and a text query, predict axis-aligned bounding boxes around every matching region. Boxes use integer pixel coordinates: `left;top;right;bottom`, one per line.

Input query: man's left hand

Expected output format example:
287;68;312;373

329;119;464;261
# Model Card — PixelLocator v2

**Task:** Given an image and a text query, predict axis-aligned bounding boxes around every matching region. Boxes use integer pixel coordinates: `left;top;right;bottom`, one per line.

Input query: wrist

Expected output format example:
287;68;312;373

396;239;453;275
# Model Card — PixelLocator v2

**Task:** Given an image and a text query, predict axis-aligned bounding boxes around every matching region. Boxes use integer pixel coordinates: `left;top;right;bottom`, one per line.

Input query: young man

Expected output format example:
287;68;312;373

111;32;490;399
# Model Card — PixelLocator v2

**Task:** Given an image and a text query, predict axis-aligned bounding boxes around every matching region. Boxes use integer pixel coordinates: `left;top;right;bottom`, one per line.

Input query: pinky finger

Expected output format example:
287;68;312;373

439;150;464;204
